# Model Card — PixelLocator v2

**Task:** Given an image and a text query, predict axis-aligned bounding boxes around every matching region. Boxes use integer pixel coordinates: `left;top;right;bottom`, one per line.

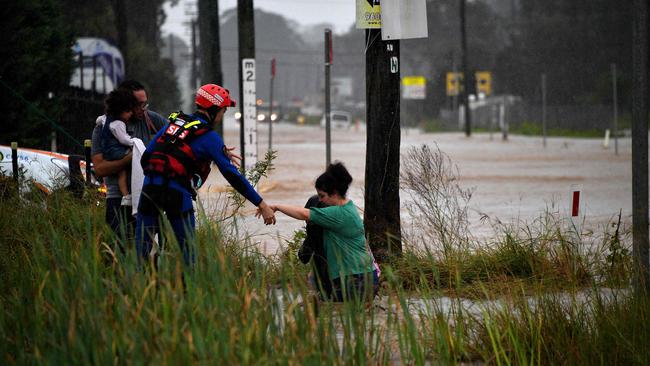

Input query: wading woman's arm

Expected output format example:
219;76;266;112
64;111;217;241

272;204;311;221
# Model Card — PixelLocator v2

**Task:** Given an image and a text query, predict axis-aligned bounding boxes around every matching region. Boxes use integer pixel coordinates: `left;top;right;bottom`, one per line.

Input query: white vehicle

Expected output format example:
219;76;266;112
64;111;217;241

320;110;351;129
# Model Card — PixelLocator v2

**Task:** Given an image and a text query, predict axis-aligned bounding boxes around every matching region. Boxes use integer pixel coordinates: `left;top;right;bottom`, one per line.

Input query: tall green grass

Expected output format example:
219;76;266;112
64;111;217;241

1;182;648;364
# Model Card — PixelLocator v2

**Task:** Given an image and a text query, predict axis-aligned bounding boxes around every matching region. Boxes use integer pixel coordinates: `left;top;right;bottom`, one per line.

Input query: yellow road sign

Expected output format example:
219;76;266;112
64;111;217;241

402;76;426;86
446;72;462;96
402;76;426;99
475;71;492;96
356;0;381;29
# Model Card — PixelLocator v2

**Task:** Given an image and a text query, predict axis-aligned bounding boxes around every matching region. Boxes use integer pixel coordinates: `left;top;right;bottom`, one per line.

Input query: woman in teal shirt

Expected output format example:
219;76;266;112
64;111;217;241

261;162;379;302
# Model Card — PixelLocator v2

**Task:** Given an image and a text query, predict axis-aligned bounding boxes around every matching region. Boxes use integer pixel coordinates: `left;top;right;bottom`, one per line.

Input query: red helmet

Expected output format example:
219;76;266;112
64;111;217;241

195;84;236;109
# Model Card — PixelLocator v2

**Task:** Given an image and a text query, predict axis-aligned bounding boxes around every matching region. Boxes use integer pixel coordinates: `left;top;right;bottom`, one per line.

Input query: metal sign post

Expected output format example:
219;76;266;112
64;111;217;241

612;63;619;155
542;73;547;148
269;58;276;151
242;58;257;172
324;29;332;167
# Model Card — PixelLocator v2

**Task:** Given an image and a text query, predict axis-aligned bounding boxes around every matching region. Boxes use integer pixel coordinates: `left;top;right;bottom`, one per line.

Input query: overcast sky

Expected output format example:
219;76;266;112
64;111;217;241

162;0;356;44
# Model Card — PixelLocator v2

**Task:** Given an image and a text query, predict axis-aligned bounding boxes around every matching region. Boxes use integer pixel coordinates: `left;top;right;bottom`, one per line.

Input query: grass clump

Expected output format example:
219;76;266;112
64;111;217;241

399;145;631;297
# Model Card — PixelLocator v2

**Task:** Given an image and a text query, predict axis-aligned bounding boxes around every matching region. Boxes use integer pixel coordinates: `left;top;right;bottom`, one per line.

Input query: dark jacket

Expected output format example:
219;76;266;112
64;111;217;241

298;195;331;299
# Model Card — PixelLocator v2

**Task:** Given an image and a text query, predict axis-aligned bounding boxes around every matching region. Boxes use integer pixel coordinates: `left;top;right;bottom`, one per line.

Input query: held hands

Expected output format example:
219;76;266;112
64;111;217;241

224;146;242;168
256;201;277;225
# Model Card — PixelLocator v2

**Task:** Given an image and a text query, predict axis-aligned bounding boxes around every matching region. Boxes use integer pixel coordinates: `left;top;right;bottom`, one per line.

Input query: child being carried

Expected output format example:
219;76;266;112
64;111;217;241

100;89;139;206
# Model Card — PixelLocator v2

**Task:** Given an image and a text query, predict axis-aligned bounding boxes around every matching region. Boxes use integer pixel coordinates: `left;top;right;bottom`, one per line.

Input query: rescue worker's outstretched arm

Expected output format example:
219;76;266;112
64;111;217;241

206;133;275;224
209;135;263;205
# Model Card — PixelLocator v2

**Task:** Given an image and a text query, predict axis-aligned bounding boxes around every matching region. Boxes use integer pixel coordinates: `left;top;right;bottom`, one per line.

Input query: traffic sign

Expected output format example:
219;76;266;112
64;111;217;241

446;72;462;96
356;0;381;29
402;76;426;99
475;71;492;96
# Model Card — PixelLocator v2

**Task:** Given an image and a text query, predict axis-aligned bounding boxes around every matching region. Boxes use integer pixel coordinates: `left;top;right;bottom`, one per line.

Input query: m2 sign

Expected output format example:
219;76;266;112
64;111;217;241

242;58;257;172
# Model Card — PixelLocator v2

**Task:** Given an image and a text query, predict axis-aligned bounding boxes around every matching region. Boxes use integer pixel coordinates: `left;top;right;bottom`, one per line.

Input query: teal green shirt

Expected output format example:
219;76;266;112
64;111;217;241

309;200;375;280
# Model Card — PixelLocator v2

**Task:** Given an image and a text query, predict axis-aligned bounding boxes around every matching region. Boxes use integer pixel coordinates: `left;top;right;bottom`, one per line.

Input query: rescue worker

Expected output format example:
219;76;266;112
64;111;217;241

135;83;276;267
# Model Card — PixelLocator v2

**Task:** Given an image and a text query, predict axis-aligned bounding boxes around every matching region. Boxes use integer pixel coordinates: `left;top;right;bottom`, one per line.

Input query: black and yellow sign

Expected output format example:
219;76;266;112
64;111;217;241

356;0;381;29
446;72;462;96
475;71;492;96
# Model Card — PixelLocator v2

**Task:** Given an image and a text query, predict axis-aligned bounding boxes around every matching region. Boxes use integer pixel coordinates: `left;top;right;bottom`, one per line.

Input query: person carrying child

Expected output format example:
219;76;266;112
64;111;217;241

99;89;139;206
260;162;379;302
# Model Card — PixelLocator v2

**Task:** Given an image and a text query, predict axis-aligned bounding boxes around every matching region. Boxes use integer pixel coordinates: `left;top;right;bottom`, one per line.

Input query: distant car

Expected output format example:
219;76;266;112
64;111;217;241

320;111;351;129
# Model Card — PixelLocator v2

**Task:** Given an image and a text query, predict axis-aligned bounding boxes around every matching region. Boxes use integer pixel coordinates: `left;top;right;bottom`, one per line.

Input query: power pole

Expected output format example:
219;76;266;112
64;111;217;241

199;0;224;136
268;58;276;151
612;63;619;155
460;0;472;137
190;19;198;91
198;0;223;85
542;73;547;148
365;28;402;261
238;0;255;171
632;0;649;295
324;29;332;167
169;33;174;60
113;0;128;75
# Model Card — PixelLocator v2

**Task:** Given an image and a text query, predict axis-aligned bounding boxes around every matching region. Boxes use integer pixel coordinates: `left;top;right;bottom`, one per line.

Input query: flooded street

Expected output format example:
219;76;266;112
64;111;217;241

198;118;633;254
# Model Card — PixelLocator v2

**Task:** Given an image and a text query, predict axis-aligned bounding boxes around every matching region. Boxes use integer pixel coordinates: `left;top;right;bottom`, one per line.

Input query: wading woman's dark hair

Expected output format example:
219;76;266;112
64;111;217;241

315;161;353;197
105;89;138;118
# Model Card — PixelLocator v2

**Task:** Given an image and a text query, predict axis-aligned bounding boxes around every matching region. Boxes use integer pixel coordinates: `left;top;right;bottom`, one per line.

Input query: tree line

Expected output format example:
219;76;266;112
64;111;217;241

0;0;180;149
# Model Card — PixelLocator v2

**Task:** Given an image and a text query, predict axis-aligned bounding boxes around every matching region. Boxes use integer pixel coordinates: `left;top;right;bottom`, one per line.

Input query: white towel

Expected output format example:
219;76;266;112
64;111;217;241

131;138;146;216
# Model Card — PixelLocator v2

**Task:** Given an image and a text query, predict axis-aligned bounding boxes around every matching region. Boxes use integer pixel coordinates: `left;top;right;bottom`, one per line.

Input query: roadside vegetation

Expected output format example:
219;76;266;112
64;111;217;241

419;118;626;138
1;147;647;365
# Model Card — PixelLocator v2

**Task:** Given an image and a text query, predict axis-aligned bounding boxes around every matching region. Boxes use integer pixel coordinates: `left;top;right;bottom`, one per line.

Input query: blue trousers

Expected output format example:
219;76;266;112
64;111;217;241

135;210;196;267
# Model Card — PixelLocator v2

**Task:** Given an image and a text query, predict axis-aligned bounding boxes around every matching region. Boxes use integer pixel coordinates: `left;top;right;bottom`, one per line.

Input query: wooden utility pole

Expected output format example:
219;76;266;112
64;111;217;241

238;0;255;171
365;28;402;261
542;73;547;148
612;63;619;155
113;0;128;75
460;0;472;137
199;0;224;136
169;33;174;60
190;19;198;91
632;0;649;295
268;58;276;151
324;29;332;167
199;0;223;85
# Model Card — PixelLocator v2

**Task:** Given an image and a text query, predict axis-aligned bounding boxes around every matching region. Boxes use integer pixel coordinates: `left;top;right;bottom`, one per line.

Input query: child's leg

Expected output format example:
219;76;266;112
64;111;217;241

118;170;129;197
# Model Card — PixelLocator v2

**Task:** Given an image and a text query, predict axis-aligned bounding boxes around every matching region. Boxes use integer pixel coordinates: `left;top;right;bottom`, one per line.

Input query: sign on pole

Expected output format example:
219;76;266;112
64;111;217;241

402;76;426;100
475;71;492;96
242;58;257;172
446;72;463;96
356;0;381;29
380;0;428;40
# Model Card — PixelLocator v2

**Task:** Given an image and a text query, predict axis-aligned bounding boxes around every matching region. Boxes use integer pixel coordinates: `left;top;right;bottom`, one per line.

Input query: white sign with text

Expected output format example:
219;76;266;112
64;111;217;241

242;58;257;172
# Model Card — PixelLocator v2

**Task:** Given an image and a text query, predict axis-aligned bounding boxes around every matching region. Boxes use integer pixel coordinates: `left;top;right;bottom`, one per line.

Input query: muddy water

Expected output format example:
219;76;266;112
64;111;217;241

197;119;633;254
